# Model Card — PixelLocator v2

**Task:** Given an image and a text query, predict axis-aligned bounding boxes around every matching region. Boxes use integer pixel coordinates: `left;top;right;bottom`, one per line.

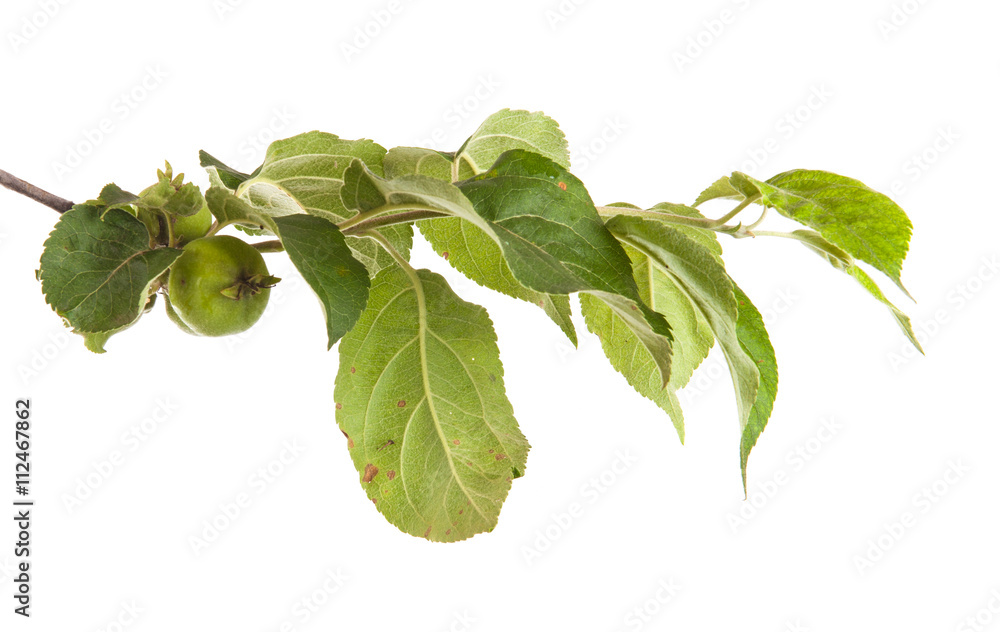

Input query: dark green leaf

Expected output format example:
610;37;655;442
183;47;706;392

272;215;371;348
380;150;578;344
457;150;671;342
39;205;181;339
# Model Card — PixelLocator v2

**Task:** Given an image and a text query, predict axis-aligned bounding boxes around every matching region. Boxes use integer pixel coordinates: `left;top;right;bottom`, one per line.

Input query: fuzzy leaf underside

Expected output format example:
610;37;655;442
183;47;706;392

237;131;389;225
335;266;528;542
455;108;571;178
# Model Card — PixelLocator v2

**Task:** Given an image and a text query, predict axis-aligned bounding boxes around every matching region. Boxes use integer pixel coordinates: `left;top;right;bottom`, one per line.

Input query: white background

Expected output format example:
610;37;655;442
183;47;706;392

2;0;998;630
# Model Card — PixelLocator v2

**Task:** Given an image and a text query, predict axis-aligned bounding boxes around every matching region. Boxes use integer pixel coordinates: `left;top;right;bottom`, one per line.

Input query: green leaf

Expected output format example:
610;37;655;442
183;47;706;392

198;150;256;190
204;184;280;233
732;170;914;297
141;181;204;218
606;215;760;434
380;149;578;345
346;224;414;277
341;159;473;218
236;131;388;225
789;229;853;269
423;219;578;345
220;132;412;272
384;109;570;184
384;147;454;181
647;202;725;258
272;215;371;348
792;230;922;352
89;183;139;210
457;150;671;342
845;263;923;353
39;205;181;338
581;204;717;441
694;176;743;207
580;267;705;441
453;108;571;180
335;266;528;542
732;283;778;493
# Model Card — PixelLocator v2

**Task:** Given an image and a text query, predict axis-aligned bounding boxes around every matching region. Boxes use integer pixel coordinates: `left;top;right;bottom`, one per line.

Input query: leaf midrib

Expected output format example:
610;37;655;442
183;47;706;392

403;267;489;524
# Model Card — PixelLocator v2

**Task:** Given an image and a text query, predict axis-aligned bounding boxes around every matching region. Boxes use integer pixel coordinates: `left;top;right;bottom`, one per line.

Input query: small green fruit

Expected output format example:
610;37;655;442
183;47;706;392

166;236;278;337
172;204;212;245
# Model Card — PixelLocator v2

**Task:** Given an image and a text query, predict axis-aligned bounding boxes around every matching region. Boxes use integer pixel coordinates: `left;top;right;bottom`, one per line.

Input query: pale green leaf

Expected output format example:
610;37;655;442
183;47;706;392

607;215;760;433
204;182;280;233
454;108;570;180
335;266;528;542
581;238;715;441
694;176;742;207
198;150;256;190
347;224;414;277
384;147;454;181
236;131;387;225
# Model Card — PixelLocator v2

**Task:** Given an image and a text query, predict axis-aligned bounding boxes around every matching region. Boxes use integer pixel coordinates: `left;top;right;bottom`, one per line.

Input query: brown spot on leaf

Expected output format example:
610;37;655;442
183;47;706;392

459;509;464;515
350;366;356;374
397;400;406;408
371;498;377;504
495;453;507;461
348;438;355;449
424;525;432;538
630;304;638;311
379;440;395;451
442;251;450;260
452;439;460;445
488;449;494;453
558;181;568;191
466;461;473;467
335;402;342;410
362;463;379;483
446;529;451;535
387;470;396;480
341;429;349;438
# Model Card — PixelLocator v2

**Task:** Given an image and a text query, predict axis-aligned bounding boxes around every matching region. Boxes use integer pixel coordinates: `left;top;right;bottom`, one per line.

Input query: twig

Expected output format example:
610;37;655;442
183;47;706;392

0;169;74;213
